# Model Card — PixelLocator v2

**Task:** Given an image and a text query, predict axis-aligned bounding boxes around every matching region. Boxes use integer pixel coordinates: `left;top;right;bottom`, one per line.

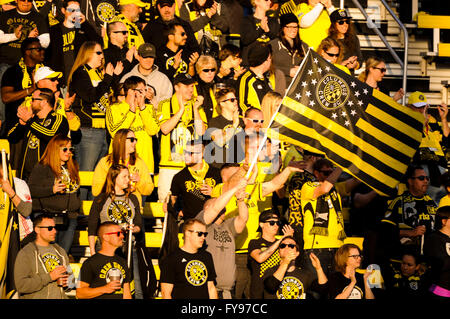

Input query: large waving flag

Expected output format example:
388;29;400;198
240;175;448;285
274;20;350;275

268;49;424;196
0;152;20;299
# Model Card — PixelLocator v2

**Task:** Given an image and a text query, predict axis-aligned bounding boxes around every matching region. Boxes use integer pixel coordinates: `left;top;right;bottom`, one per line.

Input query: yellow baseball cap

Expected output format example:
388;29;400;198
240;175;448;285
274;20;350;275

119;0;147;7
408;91;428;108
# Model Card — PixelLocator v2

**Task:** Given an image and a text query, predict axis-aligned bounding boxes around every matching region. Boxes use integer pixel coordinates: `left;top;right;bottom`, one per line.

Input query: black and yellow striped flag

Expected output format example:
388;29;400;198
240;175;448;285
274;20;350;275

268;49;424;196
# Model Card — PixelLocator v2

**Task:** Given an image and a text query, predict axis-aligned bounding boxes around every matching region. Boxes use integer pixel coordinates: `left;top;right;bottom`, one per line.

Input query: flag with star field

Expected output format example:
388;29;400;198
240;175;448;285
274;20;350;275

268;49;424;196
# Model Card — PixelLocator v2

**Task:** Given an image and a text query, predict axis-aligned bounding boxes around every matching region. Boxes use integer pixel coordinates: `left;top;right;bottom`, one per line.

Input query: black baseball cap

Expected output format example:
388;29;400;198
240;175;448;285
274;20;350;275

138;43;156;58
173;73;196;85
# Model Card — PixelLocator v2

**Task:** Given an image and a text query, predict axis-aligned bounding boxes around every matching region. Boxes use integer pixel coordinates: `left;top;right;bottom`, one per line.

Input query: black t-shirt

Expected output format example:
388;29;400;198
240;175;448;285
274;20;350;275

327;271;367;299
248;237;281;299
155;46;192;80
206;115;244;168
263;266;322;299
0;9;48;65
79;253;132;299
61;25;76;80
170;165;222;221
1;64;32;132
159;247;217;299
424;230;450;290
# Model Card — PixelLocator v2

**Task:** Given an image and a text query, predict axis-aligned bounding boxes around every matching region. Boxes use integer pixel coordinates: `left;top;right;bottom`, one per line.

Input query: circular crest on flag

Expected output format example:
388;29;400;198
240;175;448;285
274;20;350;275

96;2;116;23
316;74;350;110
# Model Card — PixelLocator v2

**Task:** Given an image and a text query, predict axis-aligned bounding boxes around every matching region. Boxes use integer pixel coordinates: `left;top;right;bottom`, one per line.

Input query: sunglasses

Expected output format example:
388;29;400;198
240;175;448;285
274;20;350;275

184;150;203;155
337;19;350;25
411;175;430;181
95;51;103;55
325;51;340;58
126;137;138;143
31;97;43;101
264;220;281;226
222;97;238;103
187;230;208;237
105;231;125;237
279;243;296;249
27;47;45;52
113;30;128;35
247;118;264;124
202;68;216;73
373;66;387;73
48;77;59;82
37;226;56;231
61;146;74;153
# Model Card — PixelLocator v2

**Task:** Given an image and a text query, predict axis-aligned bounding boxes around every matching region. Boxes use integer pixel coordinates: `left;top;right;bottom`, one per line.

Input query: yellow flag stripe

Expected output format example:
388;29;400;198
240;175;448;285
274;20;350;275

372;89;425;123
283;97;408;174
365;104;422;149
356;118;416;156
275;109;399;189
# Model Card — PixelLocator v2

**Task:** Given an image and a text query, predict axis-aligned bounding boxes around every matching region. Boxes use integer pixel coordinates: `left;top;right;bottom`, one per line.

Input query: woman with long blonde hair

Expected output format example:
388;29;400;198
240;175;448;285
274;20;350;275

68;41;124;200
358;56;404;101
28;134;81;253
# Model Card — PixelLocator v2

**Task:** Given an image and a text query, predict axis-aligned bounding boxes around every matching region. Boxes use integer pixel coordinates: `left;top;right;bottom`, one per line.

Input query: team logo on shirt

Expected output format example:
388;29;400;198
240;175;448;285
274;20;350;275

184;260;208;286
41;253;62;273
316;74;350;110
28;135;39;149
277;276;305;299
107;200;133;224
96;2;116;23
346;285;363;299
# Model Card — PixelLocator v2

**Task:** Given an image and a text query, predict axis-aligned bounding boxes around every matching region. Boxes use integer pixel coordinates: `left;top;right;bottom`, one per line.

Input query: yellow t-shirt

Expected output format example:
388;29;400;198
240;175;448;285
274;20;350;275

297;3;331;51
300;181;346;249
106;100;160;173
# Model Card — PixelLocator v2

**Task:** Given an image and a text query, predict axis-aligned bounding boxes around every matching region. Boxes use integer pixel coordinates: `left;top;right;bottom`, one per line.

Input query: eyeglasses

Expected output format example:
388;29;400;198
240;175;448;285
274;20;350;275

325;51;340;58
319;169;333;176
37;226;56;231
113;30;129;35
27;47;45;52
348;254;362;259
202;68;216;73
279;243;296;249
222;97;238;103
337;19;350;25
411;175;430;181
187;230;208;237
264;220;281;226
373;66;387;73
95;51;103;55
105;231;124;237
31;97;43;101
61;147;74;153
247;118;264;124
66;8;81;13
126;137;138;143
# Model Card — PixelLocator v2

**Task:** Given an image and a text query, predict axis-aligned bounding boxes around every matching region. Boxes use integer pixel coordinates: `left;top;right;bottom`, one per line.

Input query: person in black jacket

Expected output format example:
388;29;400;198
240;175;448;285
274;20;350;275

46;0;102;86
142;0;200;54
28;134;81;253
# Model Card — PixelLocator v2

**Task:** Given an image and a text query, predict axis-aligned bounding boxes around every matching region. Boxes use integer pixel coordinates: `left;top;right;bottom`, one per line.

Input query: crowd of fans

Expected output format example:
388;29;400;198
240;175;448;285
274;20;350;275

1;0;449;301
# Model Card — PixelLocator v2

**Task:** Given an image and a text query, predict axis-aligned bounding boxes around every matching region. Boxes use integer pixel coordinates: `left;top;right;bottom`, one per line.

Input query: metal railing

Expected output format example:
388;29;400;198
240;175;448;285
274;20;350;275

351;0;408;105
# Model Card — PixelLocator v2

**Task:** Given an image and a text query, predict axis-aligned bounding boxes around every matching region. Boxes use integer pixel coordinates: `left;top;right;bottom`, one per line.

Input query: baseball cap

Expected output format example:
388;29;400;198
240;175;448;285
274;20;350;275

259;210;279;223
138;43;156;58
34;66;62;83
173;73;196;85
247;43;271;67
330;9;351;23
157;0;175;7
408;91;428;108
119;0;147;7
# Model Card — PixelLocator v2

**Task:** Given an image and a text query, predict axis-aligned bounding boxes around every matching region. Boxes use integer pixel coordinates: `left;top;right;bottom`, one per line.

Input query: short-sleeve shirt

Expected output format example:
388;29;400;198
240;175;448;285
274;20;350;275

327;271;367;299
79;253;132;299
263;266;316;299
160;247;216;299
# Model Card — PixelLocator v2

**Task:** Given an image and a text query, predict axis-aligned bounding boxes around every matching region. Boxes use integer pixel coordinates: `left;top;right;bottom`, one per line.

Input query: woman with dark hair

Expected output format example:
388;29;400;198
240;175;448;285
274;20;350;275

328;9;362;74
327;243;375;299
92;128;154;206
28;134;81;253
269;13;306;87
317;36;350;75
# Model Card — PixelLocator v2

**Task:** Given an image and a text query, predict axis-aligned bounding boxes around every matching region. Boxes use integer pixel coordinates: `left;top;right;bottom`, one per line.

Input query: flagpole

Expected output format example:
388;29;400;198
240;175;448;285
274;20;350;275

245;49;312;179
127;219;133;269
